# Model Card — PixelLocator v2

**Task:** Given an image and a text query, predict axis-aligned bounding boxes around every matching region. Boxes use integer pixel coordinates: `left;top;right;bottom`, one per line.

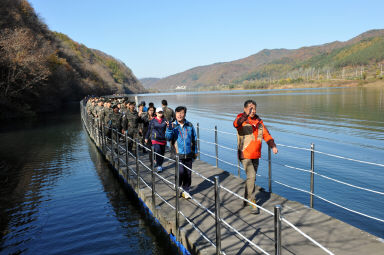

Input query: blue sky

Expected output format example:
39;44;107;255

29;0;384;79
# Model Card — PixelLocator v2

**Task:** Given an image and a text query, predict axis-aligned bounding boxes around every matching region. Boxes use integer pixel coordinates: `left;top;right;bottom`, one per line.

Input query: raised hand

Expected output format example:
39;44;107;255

248;107;253;116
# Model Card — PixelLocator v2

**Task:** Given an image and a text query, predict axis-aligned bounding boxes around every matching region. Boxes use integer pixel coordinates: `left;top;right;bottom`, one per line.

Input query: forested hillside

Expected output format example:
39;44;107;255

148;29;384;91
0;0;145;119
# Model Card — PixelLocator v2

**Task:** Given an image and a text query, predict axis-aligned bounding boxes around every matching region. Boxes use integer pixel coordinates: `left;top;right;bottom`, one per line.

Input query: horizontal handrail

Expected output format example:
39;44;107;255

199;126;383;167
271;161;384;196
197;124;384;197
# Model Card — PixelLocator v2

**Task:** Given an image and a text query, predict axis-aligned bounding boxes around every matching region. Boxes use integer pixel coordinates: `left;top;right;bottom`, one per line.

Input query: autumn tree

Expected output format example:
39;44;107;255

0;27;52;98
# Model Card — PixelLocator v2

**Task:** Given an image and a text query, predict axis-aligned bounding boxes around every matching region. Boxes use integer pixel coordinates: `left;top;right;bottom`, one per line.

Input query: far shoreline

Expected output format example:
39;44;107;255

144;79;384;94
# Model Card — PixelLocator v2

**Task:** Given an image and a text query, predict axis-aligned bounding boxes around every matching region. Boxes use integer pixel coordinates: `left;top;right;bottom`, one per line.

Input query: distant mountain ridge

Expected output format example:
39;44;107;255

140;77;161;89
145;29;384;90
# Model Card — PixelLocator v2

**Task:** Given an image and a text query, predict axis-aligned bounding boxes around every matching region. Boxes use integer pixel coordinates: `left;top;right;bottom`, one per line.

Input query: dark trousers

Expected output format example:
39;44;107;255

179;158;193;193
153;143;165;167
127;132;137;152
146;140;153;163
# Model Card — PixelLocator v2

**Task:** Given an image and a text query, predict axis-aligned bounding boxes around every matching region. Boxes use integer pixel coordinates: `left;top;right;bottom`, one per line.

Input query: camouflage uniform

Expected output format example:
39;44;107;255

162;106;176;157
123;109;140;152
95;105;104;128
109;111;123;143
86;100;92;114
90;103;97;118
101;107;113;127
88;102;97;127
163;106;175;122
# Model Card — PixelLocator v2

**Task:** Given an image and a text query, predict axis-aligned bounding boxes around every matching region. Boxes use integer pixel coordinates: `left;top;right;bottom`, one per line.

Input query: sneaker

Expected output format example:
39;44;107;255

249;199;260;214
157;166;163;173
182;191;192;199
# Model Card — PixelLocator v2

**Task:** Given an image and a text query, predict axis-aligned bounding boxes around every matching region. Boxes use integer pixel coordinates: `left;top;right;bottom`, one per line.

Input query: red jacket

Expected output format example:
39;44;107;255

233;113;275;159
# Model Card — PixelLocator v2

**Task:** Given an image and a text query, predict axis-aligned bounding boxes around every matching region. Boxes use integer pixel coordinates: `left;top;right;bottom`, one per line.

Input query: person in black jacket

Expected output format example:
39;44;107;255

145;107;167;172
141;106;156;159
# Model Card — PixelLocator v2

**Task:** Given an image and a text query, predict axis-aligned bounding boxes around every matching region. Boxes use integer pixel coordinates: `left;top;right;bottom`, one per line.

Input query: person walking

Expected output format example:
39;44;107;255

161;99;175;122
161;99;176;157
165;106;197;199
145;107;167;172
233;99;278;213
141;106;156;159
109;105;123;151
122;101;140;152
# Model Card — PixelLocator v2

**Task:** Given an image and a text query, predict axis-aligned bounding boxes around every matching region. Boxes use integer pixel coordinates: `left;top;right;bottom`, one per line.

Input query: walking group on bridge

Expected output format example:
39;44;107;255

84;96;198;199
83;96;278;210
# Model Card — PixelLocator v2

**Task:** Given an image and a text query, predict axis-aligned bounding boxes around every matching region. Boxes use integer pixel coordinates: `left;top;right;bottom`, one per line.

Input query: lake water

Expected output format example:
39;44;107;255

138;86;384;238
0;86;383;254
0;106;174;254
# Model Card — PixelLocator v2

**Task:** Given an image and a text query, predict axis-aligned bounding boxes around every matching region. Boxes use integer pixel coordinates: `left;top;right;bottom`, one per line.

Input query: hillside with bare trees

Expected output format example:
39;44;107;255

0;0;145;119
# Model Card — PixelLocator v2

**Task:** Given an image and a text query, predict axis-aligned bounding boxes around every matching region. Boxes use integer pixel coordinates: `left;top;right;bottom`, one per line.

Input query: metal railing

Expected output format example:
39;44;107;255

80;100;338;255
196;125;384;224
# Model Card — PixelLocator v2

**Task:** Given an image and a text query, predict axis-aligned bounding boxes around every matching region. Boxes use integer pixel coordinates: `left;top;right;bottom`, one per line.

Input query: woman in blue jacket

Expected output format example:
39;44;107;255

145;107;167;172
165;106;197;199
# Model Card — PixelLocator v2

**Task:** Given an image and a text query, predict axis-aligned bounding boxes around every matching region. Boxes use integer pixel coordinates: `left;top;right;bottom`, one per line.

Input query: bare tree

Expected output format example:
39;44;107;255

0;27;52;97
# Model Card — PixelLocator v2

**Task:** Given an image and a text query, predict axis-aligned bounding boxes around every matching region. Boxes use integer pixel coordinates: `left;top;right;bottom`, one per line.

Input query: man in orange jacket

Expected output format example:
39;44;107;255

233;99;278;213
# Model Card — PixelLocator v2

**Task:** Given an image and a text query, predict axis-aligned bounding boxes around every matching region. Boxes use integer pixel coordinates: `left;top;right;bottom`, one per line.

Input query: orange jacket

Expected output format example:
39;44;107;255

233;113;275;159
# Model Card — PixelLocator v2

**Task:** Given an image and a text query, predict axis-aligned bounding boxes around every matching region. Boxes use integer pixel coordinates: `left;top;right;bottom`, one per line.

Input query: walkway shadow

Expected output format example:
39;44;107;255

235;228;260;255
191;171;231;195
255;187;271;207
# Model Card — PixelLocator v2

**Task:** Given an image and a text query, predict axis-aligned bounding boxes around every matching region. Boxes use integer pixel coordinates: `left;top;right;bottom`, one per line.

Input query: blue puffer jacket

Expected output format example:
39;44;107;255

145;118;167;142
165;120;197;159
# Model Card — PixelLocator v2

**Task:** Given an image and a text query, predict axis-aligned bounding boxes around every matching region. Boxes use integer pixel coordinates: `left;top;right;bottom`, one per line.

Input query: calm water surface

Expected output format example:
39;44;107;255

0;106;173;254
138;86;384;238
1;86;383;255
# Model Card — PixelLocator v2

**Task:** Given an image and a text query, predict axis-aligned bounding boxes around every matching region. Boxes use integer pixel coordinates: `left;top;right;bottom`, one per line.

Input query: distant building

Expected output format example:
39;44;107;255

175;85;186;90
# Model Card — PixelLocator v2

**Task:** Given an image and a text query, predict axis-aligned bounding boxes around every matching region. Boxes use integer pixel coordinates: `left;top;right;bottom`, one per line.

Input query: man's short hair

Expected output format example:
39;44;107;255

161;99;168;106
175;106;187;113
148;106;155;112
244;99;257;108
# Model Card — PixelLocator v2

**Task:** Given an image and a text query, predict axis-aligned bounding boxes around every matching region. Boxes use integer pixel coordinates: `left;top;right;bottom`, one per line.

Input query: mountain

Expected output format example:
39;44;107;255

148;29;384;90
140;77;161;89
0;0;145;119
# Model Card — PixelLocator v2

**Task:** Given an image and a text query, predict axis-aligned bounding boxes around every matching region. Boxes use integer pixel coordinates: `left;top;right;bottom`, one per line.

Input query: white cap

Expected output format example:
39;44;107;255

156;107;163;113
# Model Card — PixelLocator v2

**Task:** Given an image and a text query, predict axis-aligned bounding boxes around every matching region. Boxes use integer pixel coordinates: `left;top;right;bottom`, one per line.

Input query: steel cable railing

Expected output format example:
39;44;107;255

193;122;382;250
80;101;345;255
196;125;384;199
198;138;384;224
273;161;384;195
177;161;334;254
81;108;218;250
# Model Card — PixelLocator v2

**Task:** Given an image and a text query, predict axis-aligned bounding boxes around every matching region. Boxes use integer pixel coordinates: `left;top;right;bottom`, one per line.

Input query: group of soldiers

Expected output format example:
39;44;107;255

84;96;175;153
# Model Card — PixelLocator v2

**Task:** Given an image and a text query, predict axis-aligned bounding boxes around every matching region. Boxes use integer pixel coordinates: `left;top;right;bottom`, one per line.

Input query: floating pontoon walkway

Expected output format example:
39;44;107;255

81;109;383;255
